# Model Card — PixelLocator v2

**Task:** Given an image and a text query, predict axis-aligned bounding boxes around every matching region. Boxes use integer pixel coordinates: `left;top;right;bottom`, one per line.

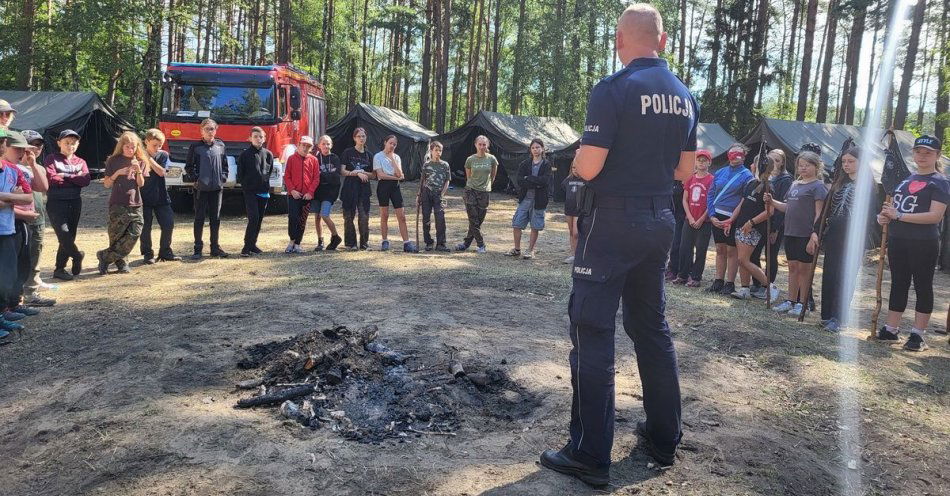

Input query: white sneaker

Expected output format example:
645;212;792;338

788;303;804;317
476;246;487;254
730;287;751;299
292;244;304;254
564;256;575;264
772;300;793;313
768;284;781;303
285;242;295;254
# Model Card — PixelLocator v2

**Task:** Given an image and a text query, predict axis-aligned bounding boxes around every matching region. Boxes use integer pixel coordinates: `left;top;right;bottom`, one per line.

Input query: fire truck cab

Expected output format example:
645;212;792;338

159;63;326;212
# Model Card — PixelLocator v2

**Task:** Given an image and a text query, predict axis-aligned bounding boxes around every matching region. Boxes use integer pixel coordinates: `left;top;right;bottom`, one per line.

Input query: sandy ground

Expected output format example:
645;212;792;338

0;181;948;496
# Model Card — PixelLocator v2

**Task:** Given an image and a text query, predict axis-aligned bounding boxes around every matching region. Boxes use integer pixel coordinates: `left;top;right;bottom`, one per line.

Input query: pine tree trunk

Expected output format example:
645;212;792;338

816;0;839;122
16;0;35;89
550;0;566;111
916;44;934;128
361;0;369;101
783;0;802;111
203;0;214;63
437;0;452;132
450;28;464;127
195;0;205;62
796;0;819;120
839;3;865;124
489;0;501;111
420;0;434;127
893;0;926;129
934;0;949;142
322;0;335;79
809;3;829;114
678;0;686;70
465;0;484;118
707;0;724;93
687;1;709;87
403;15;413;113
743;0;770;117
509;0;527;114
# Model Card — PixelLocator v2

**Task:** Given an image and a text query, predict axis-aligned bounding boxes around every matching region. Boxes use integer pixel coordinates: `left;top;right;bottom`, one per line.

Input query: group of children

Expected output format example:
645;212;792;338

0;98;91;337
4;98;946;347
668;137;949;351
1;113;577;338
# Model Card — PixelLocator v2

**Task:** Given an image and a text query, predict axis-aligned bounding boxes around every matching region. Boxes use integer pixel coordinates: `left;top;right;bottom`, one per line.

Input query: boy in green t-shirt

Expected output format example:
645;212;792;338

418;141;451;251
457;135;498;253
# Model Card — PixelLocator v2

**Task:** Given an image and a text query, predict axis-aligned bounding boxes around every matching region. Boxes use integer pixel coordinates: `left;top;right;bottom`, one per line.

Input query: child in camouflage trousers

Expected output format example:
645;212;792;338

97;132;149;275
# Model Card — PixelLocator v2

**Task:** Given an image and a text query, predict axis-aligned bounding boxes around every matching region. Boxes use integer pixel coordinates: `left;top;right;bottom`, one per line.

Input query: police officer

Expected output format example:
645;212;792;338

539;4;698;488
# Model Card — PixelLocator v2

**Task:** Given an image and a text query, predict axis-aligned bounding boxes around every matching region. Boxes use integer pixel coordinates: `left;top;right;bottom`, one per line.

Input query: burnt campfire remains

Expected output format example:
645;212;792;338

234;325;539;442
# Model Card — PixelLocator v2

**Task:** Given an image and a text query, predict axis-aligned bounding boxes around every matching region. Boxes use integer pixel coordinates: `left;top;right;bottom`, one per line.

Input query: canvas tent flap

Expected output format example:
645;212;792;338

435;111;580;193
741;118;950;178
698;122;740;163
326;103;437;180
0;90;135;168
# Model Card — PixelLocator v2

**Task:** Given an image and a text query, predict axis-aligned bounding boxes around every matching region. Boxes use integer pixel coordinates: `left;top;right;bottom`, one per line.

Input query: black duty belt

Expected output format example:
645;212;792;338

592;195;672;210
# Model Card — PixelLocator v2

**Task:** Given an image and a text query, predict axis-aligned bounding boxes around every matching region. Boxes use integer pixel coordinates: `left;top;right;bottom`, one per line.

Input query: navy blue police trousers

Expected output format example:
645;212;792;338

566;196;682;468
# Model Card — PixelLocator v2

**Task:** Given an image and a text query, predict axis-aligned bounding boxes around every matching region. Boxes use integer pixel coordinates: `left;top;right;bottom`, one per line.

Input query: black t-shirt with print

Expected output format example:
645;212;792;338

734;179;768;235
888;172;950;240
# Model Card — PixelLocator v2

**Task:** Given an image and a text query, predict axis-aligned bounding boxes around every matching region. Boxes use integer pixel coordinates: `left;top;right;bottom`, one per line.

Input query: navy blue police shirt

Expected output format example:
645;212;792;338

581;58;699;197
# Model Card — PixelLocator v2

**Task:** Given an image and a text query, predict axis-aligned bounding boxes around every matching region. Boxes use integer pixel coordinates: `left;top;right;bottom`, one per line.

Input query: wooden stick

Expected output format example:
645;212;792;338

416;171;425;249
407;427;457;436
235;384;315;408
765;178;772;308
869;195;892;339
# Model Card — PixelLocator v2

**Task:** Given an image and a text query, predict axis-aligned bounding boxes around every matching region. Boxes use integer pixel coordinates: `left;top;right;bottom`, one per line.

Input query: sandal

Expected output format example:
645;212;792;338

505;248;521;257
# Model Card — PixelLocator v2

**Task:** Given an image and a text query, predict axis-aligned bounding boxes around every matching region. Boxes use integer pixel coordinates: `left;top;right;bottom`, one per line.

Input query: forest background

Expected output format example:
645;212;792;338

1;0;947;151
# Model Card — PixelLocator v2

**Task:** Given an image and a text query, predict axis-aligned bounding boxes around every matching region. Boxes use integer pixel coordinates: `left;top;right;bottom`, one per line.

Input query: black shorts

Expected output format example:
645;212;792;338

711;213;735;246
784;235;813;263
376;180;404;209
564;197;579;218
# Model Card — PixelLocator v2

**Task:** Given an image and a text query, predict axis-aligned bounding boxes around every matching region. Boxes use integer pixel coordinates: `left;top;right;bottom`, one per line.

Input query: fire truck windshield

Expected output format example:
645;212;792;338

162;83;279;124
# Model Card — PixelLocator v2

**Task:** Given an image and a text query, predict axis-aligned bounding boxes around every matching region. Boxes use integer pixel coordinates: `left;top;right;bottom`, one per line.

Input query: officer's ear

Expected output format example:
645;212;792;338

658;32;668;53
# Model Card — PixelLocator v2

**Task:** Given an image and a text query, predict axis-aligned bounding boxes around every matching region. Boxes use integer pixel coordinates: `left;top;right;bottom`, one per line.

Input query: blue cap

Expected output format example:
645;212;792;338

914;135;941;151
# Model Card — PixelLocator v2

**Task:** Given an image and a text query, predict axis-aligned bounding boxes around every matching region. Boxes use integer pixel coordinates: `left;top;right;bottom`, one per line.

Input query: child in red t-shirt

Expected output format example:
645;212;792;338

673;149;715;287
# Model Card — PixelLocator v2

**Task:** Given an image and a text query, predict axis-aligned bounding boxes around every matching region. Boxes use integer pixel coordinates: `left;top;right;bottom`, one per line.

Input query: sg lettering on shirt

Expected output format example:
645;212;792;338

892;193;918;213
640;94;694;117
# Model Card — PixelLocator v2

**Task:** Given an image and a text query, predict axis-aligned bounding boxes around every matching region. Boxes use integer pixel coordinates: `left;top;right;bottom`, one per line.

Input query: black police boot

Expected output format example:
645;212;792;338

539;446;609;488
636;421;676;467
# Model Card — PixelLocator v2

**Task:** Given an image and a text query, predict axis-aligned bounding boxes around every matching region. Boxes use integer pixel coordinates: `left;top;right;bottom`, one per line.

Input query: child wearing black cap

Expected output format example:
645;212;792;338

44;129;90;280
877;135;949;351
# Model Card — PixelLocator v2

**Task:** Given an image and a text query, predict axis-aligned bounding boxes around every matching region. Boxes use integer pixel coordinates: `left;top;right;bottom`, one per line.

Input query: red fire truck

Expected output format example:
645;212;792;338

159;62;326;211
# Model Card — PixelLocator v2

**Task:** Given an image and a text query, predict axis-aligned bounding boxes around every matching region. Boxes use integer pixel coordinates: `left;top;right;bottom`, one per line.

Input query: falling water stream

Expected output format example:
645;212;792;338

836;1;914;494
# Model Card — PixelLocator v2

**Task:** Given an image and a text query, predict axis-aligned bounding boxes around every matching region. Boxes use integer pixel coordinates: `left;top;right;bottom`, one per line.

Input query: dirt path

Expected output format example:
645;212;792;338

1;182;947;496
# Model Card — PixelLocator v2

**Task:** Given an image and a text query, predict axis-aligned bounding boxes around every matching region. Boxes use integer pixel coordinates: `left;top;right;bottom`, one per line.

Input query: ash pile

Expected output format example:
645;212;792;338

234;325;539;442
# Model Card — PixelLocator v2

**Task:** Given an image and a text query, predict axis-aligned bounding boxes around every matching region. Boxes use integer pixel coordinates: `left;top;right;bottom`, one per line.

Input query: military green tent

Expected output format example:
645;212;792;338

0;90;136;169
326;103;437;180
740;118;950;175
699;122;741;166
434;111;580;193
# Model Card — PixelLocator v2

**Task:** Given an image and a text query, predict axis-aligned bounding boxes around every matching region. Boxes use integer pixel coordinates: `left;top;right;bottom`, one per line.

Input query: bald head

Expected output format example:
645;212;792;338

616;3;666;63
